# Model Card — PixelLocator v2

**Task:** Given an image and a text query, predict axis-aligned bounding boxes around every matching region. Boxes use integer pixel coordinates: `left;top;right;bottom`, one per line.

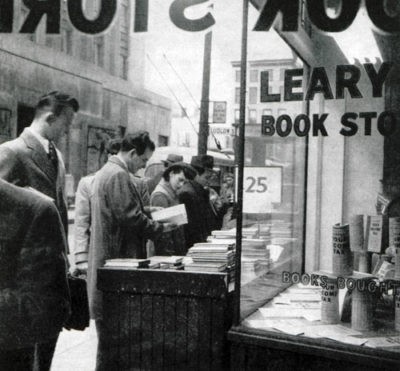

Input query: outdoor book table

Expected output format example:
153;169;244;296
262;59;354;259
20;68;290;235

97;267;234;370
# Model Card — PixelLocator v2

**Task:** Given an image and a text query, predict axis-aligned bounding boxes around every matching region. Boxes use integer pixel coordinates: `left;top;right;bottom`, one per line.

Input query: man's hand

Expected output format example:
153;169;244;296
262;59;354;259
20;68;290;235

144;206;164;215
149;206;164;213
162;222;178;232
73;262;88;277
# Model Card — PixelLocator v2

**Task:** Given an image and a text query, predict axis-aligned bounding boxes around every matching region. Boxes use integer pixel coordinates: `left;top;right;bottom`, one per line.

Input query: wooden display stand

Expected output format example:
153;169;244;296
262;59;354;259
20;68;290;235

97;268;234;370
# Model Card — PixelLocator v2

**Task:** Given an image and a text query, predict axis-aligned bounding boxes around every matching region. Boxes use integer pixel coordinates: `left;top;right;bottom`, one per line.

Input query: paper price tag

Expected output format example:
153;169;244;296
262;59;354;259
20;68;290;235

241;167;282;214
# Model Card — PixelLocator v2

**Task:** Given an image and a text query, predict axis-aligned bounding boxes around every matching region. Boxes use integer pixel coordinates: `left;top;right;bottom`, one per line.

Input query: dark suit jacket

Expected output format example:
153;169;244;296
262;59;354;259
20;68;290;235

179;180;218;251
0;179;70;349
0;129;68;235
87;156;163;320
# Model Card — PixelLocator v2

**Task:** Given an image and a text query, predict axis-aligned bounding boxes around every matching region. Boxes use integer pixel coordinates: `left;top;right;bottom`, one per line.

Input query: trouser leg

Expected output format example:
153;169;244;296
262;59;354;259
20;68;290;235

33;334;59;371
0;346;35;371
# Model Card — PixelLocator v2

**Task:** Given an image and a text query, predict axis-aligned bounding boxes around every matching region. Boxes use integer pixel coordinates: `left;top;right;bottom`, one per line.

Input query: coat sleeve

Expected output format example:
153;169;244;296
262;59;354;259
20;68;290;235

139;182;150;207
73;177;92;264
0;145;24;185
150;192;170;208
0;198;70;347
106;171;164;241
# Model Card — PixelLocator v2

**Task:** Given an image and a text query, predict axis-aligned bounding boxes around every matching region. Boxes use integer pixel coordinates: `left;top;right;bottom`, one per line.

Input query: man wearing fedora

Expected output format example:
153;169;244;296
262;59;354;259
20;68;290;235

179;154;219;251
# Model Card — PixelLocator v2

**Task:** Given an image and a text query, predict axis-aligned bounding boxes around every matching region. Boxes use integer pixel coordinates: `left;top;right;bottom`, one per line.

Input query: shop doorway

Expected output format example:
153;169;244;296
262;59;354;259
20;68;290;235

17;104;34;136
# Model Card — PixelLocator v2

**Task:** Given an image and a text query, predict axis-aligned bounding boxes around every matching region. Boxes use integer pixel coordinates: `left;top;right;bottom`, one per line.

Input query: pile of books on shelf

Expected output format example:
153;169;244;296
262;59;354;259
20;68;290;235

211;227;258;239
149;256;185;270
270;220;293;240
185;241;235;278
104;256;186;270
104;258;152;269
208;229;272;284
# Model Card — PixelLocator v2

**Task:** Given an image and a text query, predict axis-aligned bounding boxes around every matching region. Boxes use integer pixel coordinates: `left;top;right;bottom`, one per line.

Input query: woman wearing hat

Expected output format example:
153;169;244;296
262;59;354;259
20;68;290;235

150;163;196;255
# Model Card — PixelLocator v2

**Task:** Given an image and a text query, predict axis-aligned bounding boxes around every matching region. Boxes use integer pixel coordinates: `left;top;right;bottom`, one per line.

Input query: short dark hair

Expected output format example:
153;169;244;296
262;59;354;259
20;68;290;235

120;131;155;155
106;138;121;155
163;163;197;181
35;91;79;117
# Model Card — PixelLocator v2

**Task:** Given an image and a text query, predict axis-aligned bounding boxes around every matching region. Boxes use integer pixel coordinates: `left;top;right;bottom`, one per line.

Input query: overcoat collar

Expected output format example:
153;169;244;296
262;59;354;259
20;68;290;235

20;129;58;182
108;155;129;172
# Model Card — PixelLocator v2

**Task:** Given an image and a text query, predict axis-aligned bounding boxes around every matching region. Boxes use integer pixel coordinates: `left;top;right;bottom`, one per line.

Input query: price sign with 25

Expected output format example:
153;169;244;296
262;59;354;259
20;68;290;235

242;167;282;214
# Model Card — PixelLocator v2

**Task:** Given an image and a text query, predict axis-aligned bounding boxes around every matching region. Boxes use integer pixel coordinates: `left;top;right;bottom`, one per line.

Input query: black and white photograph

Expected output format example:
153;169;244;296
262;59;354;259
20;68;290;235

1;0;400;370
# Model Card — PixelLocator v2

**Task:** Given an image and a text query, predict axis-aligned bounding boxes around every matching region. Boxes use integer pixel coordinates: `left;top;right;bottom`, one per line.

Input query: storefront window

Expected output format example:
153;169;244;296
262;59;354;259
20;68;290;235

239;33;307;319
234;1;400;360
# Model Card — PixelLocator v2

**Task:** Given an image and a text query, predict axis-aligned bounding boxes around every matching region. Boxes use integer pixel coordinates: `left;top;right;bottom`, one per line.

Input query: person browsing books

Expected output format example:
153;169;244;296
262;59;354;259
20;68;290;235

179;155;220;251
73;139;121;274
87;131;176;370
150;162;196;255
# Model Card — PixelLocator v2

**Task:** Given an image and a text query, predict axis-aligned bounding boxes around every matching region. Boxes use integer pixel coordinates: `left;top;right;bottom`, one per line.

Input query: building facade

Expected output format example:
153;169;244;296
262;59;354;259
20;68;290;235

231;58;303;166
0;0;171;192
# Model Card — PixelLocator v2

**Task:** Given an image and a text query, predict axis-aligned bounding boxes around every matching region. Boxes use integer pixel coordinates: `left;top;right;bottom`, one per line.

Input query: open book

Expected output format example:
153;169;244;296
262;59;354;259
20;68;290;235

151;204;188;226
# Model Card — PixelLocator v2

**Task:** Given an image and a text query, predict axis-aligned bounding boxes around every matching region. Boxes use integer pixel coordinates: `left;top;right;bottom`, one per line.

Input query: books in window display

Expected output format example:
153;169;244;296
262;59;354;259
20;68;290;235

270;220;293;238
206;236;270;259
211;228;258;239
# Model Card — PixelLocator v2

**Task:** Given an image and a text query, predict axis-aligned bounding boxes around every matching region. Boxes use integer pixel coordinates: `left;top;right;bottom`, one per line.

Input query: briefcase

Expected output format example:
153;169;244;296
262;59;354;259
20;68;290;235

64;274;90;331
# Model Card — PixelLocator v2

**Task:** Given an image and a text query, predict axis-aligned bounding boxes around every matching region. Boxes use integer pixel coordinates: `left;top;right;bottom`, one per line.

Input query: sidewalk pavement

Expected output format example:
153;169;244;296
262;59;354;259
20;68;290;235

51;320;97;371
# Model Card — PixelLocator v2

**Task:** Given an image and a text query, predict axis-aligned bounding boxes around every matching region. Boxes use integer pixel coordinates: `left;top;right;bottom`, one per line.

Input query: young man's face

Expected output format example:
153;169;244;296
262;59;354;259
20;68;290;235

128;147;153;174
49;106;75;142
196;169;214;187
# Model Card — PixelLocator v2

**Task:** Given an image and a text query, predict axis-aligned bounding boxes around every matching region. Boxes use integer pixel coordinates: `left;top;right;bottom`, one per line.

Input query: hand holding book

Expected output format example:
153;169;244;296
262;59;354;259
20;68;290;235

162;222;178;232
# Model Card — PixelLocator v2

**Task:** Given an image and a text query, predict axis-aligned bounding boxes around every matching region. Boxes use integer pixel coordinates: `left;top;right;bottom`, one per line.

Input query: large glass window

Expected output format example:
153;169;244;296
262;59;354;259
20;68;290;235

233;2;400;359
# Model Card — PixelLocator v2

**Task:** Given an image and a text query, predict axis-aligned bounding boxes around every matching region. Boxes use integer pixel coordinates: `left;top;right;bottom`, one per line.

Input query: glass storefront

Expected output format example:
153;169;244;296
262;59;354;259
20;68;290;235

232;1;400;360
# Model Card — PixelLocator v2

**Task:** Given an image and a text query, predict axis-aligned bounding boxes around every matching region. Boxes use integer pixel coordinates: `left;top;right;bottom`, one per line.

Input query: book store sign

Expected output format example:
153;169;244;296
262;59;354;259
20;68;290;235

242;167;282;214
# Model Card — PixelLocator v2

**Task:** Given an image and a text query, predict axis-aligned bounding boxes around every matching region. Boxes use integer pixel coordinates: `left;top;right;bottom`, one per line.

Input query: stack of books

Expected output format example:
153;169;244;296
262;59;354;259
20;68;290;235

211;228;257;239
270;220;293;240
149;256;184;270
185;242;235;273
208;228;273;284
104;258;151;268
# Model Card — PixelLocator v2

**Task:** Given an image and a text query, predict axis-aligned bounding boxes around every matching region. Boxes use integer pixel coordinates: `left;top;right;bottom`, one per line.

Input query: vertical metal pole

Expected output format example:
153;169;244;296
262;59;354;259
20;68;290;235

233;0;249;326
198;31;212;155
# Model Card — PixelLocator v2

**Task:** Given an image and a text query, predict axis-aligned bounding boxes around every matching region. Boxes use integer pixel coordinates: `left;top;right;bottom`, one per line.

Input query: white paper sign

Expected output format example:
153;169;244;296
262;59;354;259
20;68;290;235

240;167;282;214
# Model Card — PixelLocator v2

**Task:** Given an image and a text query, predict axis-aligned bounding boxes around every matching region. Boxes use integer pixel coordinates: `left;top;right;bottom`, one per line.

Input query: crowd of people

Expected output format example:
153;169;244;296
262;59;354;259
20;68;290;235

0;91;236;370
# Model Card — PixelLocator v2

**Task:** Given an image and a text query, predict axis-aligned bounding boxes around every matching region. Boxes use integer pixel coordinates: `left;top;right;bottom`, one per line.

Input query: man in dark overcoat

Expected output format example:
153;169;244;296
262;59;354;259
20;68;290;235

0;179;70;371
179;155;219;250
88;131;175;370
0;91;78;370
